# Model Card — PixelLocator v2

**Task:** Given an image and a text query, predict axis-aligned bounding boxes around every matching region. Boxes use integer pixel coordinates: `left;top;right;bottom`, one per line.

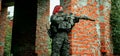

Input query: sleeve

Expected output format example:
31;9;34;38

50;15;63;24
50;15;56;22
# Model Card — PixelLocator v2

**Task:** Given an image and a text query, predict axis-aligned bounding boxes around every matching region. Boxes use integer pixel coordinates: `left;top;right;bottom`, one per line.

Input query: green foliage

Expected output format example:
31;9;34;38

47;37;52;56
111;0;120;54
7;16;13;20
4;23;12;56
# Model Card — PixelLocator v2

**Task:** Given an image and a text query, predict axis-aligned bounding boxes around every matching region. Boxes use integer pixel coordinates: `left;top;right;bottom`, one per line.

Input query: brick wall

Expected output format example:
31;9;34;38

0;0;113;56
0;2;7;55
99;0;113;56
61;0;112;56
36;0;50;56
0;0;1;13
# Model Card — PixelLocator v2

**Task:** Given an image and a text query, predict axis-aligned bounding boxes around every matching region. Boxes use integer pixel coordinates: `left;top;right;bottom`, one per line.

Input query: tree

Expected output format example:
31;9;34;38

111;0;120;55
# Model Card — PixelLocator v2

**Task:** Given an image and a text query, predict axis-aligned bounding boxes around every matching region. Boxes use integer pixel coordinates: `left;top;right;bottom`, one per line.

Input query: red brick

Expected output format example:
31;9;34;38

61;0;112;56
100;5;104;10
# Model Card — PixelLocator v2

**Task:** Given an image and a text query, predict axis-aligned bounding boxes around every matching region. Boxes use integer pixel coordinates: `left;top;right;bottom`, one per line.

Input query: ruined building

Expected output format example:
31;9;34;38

0;0;113;56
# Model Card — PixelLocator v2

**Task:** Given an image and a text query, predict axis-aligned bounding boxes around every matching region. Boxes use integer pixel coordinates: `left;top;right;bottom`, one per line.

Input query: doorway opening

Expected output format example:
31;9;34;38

4;6;14;56
11;0;37;55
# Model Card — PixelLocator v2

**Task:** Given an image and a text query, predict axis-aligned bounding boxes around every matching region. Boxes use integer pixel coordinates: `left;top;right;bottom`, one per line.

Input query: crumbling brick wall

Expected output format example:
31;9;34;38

99;0;113;56
61;0;112;56
36;0;50;56
0;0;7;55
0;0;113;56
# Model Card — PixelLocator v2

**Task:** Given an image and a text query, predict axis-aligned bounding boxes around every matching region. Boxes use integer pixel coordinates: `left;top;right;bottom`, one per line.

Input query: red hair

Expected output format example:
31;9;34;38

53;5;62;14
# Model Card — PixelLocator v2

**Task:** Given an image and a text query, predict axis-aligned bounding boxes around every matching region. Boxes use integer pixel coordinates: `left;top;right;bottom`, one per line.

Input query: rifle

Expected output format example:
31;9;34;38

69;13;95;21
75;16;95;21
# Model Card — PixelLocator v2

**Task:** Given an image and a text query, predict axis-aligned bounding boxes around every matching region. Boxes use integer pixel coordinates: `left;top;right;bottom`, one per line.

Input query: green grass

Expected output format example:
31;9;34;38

4;23;12;56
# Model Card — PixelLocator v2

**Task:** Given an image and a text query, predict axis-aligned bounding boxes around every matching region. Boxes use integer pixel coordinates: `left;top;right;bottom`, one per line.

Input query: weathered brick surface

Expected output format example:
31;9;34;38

0;4;7;56
99;0;113;56
0;0;113;56
36;0;50;56
0;0;1;12
61;0;112;56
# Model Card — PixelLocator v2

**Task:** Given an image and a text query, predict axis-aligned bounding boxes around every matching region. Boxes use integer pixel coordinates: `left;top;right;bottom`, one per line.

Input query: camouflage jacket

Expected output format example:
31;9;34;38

49;12;95;35
50;12;74;33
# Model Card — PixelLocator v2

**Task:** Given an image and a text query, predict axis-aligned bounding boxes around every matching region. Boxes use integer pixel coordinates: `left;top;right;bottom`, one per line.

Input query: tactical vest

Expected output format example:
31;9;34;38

58;21;71;30
50;12;74;33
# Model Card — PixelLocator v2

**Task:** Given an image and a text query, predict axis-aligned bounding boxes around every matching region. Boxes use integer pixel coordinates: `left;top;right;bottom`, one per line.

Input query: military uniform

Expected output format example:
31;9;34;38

50;11;95;56
50;12;77;56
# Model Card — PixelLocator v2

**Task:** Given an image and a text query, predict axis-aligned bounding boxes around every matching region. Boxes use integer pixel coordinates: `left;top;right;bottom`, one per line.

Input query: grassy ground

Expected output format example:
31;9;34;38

4;21;12;56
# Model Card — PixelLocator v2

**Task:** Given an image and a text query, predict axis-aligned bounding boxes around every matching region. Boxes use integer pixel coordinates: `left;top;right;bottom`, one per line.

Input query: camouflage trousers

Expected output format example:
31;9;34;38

51;32;70;56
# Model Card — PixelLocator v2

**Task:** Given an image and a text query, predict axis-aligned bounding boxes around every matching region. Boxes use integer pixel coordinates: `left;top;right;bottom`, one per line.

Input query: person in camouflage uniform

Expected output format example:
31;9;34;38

49;5;95;56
